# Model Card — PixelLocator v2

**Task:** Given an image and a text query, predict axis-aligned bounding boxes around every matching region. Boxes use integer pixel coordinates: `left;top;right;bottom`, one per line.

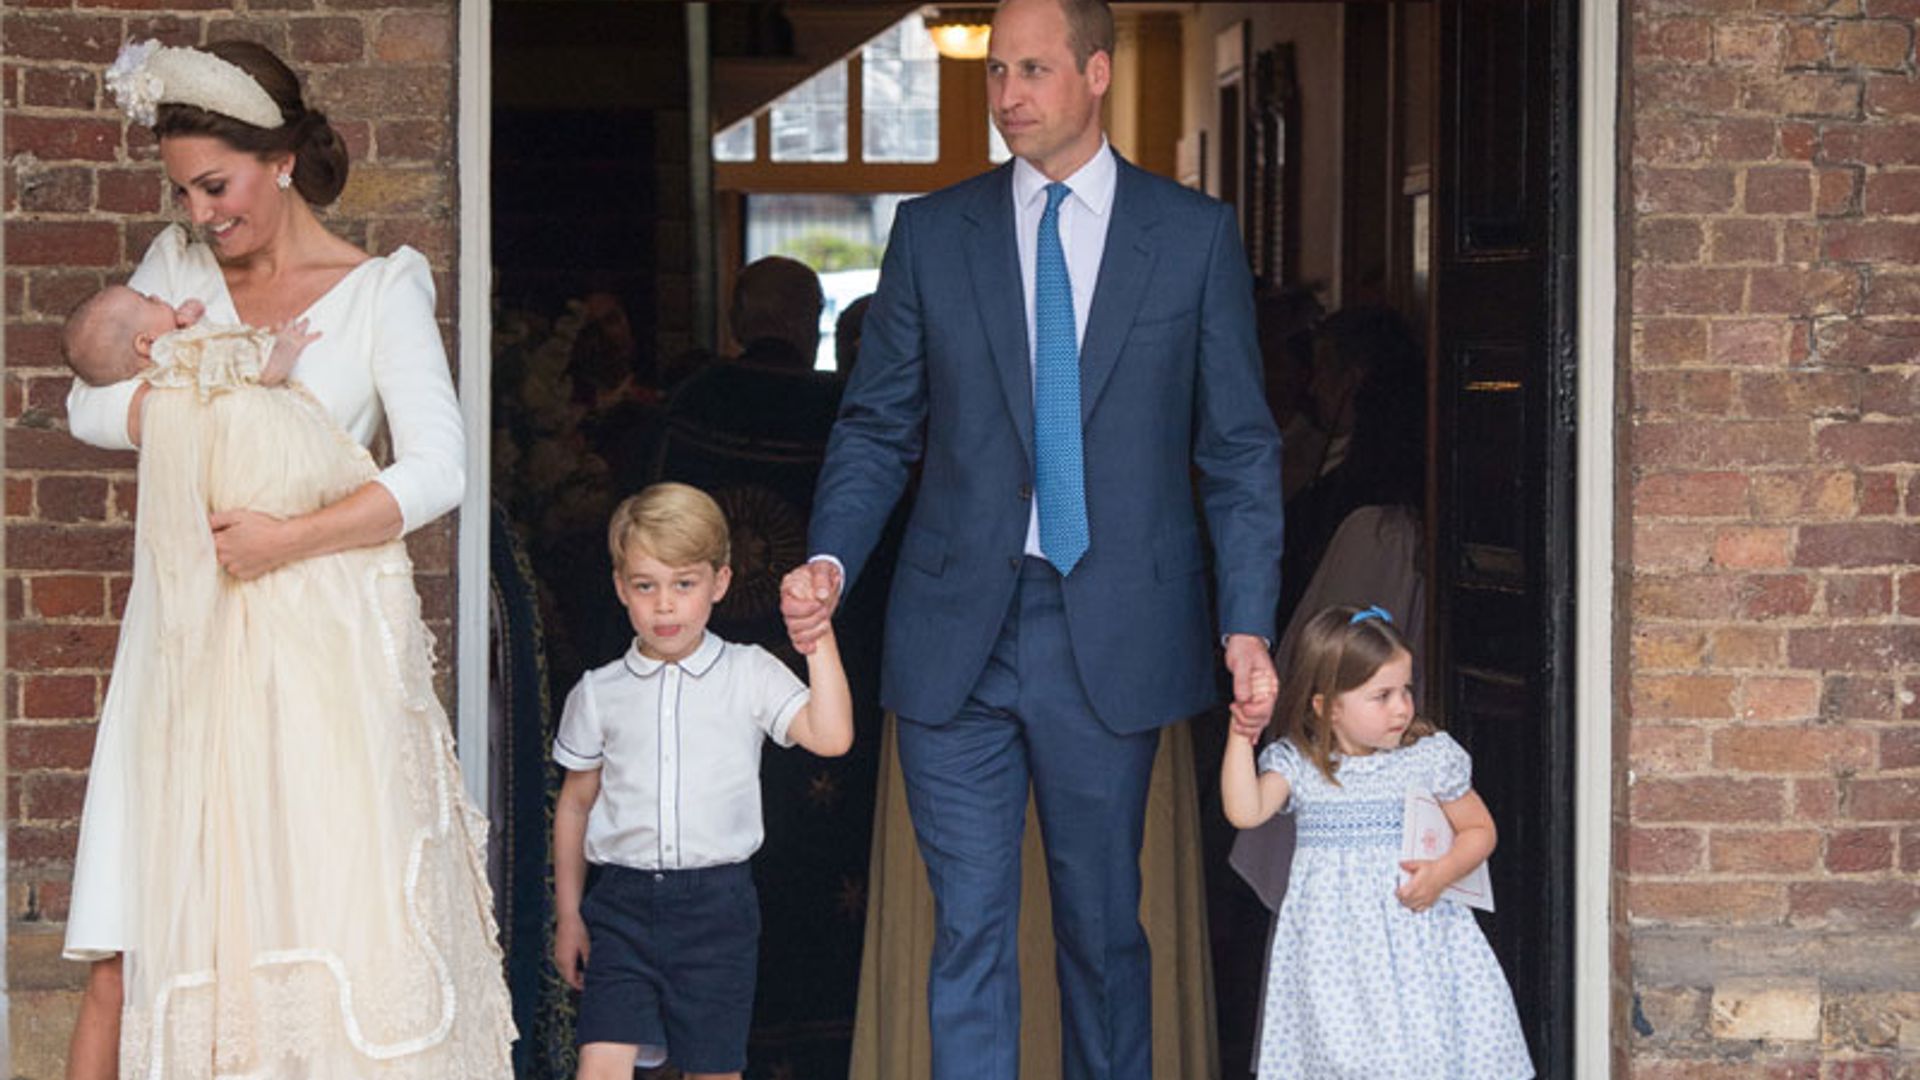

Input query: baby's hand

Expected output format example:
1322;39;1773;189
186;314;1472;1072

263;318;321;386
1396;859;1447;912
175;298;206;328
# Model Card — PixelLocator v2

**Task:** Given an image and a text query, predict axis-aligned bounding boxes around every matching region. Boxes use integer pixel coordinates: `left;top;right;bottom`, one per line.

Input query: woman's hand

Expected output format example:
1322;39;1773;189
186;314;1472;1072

209;509;295;580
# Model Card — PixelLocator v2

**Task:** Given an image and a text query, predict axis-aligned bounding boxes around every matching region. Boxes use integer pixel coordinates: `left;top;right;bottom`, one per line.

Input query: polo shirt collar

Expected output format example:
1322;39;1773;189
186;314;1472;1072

623;631;725;678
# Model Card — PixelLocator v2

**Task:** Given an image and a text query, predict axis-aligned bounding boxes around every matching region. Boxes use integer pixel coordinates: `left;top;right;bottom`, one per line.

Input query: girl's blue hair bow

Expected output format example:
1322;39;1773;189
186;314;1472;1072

1349;605;1393;626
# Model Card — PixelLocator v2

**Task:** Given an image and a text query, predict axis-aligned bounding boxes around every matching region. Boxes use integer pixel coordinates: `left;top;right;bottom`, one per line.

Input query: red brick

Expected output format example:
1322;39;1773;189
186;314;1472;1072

1824;221;1920;264
17;165;93;213
6;523;133;571
1637;167;1739;214
1;15;125;62
1631;1060;1819;1080
6;624;120;670
1780;121;1818;160
289;17;366;63
1709;828;1822;872
1636;118;1777;167
373;119;447;162
9;825;80;867
1826;573;1892;616
97;168;163;214
1825;827;1894;872
1707;218;1777;263
1633;777;1787;822
6;476;33;517
1636;218;1706;263
1635;673;1738;718
4;221;119;268
1707;319;1795;366
1815;319;1920;367
1634;267;1748;315
1713;527;1792;568
4;115;120;163
123;15;206;48
6;723;97;771
1863;170;1920;214
1833;19;1913;68
203;17;291;54
310;67;450;118
1635;421;1811;468
1786;881;1920;928
1848;778;1920;820
21;674;96;720
374;12;452;63
1783;23;1831;67
27;270;104;319
1635;318;1709;364
1630;726;1711;774
1717;20;1785;64
1635;471;1751;517
1794;778;1839;818
1740;675;1823;721
1781;220;1823;264
1904;828;1920;874
1741;72;1863;118
1824;123;1920;165
1817;421;1920;466
1742;573;1817;619
1633;573;1747;619
1747;267;1860;315
1712;725;1874;772
1859;372;1918;419
109;574;133;619
21;774;88;823
1901;571;1920;616
1817;167;1861;216
1629;827;1706;874
29;574;105;619
1629;881;1785;924
31;881;72;922
1788;625;1919;670
1633;627;1710;668
1710;626;1785;667
1638;68;1743;114
1738;370;1859;419
21;68;96;110
8;427;137;472
1795;523;1920;567
1866;75;1920;117
34;475;109;523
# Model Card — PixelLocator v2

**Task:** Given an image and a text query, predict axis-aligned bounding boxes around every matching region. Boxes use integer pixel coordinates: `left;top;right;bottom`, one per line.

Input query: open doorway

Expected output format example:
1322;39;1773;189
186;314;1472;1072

481;2;1580;1076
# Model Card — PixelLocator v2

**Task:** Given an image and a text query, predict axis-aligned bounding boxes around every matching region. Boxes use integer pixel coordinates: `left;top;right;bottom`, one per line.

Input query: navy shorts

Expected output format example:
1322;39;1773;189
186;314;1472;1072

576;861;760;1074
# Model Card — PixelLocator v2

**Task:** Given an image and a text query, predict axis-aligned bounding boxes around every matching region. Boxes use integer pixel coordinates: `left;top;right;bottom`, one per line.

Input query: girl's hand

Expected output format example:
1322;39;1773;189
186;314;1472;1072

553;912;590;991
209;509;295;580
1396;859;1447;912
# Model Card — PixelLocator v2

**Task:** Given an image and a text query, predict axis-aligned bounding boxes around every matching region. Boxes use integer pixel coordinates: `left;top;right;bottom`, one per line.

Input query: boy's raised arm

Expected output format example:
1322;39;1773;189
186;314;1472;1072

784;630;853;757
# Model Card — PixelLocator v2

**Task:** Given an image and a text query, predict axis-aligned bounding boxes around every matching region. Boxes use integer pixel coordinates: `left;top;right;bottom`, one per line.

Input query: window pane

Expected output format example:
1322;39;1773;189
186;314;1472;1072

713;116;755;162
862;14;940;163
770;60;848;163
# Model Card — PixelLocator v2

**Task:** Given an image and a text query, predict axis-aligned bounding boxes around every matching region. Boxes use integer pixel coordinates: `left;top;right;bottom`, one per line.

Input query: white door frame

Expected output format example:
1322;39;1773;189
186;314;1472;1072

448;0;1622;1071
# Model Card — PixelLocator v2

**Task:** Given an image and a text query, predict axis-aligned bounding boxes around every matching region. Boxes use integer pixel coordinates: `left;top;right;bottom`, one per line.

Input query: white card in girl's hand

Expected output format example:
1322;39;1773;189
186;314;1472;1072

1401;788;1495;912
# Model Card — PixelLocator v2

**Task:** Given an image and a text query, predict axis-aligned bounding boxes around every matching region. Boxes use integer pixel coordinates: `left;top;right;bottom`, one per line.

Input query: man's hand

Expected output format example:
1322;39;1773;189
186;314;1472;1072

780;560;843;655
553;911;590;991
1224;633;1278;743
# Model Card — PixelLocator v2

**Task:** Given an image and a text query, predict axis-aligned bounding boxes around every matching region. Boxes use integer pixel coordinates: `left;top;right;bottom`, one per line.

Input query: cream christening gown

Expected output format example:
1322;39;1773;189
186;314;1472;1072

79;318;513;1074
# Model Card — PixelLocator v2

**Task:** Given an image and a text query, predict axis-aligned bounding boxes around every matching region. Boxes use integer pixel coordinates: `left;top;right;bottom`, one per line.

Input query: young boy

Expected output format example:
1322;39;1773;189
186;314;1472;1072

552;482;853;1080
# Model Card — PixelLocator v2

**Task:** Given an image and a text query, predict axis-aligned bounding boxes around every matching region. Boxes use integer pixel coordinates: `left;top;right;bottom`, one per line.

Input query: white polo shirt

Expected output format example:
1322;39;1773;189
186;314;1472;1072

553;632;808;871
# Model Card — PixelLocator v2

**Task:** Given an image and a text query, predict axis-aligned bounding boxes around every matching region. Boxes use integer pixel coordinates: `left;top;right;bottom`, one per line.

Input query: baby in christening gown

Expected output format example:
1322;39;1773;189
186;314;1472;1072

63;288;514;1079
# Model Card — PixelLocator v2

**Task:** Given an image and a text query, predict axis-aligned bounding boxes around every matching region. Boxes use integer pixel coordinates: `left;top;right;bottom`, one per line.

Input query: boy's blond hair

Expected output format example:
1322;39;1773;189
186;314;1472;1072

607;483;731;571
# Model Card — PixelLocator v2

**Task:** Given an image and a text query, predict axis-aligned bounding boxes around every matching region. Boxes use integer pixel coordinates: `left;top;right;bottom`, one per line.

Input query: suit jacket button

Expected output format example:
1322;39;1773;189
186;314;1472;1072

1018;484;1033;500
1008;556;1021;571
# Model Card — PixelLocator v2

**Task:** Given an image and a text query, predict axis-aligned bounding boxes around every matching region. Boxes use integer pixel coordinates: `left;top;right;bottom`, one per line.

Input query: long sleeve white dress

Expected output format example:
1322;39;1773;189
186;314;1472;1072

62;227;513;1078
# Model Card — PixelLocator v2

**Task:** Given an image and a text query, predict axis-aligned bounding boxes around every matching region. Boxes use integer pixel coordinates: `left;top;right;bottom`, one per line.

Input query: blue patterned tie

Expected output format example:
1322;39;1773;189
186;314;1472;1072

1034;181;1089;575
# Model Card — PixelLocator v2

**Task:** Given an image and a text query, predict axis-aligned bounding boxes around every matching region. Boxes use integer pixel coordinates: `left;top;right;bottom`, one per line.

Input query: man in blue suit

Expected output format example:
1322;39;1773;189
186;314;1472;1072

782;1;1282;1076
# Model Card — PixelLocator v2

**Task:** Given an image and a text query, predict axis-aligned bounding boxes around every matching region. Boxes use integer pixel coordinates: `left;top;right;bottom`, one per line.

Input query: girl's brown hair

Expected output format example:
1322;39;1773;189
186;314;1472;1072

1271;604;1433;783
152;41;349;206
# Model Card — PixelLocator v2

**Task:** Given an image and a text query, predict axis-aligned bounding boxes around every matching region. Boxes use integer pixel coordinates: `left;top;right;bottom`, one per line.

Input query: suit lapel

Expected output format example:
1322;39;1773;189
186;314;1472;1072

1079;159;1160;422
964;165;1035;466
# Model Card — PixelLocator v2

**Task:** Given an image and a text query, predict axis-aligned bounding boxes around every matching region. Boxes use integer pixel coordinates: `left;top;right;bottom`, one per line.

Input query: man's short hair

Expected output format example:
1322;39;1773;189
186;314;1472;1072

729;256;823;361
607;482;731;571
1057;0;1115;70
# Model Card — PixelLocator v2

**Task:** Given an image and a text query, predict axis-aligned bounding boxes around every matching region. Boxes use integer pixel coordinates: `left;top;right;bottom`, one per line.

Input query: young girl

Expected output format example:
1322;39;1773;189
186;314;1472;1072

1221;604;1533;1079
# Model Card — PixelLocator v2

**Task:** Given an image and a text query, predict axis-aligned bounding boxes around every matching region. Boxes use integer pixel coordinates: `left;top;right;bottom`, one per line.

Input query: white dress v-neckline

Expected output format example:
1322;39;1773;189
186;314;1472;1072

199;247;379;328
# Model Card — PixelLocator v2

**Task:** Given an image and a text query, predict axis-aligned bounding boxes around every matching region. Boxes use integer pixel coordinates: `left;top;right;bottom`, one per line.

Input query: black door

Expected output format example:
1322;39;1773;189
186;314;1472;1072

1432;0;1578;1075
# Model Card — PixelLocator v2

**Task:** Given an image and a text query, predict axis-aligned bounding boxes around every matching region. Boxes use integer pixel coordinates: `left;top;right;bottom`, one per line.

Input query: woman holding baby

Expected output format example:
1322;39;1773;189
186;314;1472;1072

62;38;513;1080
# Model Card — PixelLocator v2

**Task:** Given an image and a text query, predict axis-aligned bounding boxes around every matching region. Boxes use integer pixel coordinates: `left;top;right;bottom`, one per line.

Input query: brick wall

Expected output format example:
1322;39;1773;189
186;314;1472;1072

1625;0;1920;1073
2;5;459;1076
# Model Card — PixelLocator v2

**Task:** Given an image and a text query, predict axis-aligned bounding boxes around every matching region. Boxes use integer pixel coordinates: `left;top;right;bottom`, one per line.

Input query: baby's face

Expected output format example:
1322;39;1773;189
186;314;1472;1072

120;289;183;346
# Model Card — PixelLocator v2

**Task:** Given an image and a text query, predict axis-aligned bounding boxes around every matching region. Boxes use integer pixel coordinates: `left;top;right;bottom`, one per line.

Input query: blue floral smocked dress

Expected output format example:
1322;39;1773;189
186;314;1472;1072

1253;732;1534;1079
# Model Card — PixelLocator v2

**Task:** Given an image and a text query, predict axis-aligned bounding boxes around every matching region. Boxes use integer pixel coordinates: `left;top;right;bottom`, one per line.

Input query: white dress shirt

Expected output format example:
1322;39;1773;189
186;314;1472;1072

553;632;808;871
1011;141;1117;557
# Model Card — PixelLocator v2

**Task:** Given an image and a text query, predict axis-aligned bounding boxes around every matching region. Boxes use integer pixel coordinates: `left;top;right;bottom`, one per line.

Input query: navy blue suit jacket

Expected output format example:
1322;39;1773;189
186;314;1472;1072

810;155;1283;734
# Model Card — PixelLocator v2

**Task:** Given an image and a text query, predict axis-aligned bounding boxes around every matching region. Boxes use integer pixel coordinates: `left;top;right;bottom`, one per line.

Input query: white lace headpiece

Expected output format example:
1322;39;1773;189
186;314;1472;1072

106;39;286;130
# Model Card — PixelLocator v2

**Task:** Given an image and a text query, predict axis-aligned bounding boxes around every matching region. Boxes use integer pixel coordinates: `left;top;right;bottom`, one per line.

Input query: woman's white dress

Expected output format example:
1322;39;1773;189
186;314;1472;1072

63;227;512;1078
1254;734;1532;1080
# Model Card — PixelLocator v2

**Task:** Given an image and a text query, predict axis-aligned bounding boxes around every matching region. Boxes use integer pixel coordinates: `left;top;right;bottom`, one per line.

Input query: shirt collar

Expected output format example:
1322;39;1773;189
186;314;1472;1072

1012;137;1116;218
623;631;725;679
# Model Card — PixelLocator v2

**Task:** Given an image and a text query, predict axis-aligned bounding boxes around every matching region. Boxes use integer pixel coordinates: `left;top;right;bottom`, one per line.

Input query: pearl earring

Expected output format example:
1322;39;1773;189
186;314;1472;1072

276;173;292;190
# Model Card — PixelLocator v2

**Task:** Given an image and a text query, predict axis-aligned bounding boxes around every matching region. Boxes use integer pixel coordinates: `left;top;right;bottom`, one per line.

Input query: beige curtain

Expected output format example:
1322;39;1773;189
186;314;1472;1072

850;716;1219;1080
